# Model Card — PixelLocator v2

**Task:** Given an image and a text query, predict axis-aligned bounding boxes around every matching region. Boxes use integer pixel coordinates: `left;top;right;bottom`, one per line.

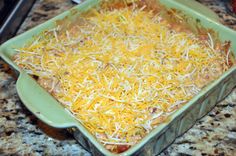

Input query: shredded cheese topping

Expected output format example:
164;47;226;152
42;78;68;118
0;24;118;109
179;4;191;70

14;5;232;153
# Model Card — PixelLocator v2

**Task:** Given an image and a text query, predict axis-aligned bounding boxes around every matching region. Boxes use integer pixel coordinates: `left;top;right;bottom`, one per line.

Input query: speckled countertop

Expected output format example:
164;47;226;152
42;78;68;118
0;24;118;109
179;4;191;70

1;0;236;155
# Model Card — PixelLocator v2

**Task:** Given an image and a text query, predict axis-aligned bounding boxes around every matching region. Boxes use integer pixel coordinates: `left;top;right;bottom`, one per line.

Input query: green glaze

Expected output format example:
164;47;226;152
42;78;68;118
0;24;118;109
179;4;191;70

1;0;236;155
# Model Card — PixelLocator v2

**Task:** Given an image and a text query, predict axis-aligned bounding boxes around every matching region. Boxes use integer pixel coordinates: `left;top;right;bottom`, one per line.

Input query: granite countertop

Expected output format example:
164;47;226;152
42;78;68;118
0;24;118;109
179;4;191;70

0;0;236;155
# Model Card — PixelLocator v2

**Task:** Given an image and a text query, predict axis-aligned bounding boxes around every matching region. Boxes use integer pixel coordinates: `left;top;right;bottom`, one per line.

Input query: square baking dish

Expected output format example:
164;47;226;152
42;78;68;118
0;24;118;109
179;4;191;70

1;0;236;155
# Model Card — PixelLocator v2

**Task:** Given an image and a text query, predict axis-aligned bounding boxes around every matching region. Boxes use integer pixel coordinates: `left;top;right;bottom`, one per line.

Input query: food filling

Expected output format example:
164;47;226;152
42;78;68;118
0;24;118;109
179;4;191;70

14;0;234;153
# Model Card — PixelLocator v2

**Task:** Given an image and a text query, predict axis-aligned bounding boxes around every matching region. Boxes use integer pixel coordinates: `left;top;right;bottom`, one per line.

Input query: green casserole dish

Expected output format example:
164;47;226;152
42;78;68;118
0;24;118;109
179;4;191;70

1;0;236;155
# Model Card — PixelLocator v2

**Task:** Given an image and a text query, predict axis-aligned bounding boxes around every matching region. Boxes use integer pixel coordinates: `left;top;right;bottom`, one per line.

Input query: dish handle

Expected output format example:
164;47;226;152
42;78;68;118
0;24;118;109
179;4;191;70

16;72;78;128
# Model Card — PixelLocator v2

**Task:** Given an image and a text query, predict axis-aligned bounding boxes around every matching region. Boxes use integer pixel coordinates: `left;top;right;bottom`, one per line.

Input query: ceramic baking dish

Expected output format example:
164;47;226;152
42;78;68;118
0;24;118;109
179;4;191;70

1;0;236;155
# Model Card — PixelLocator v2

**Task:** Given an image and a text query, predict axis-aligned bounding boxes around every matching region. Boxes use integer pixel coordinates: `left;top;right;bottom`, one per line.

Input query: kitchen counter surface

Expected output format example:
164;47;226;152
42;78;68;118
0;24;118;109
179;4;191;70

1;0;236;155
